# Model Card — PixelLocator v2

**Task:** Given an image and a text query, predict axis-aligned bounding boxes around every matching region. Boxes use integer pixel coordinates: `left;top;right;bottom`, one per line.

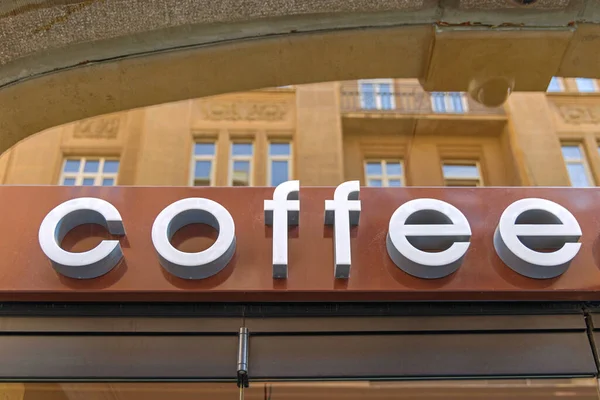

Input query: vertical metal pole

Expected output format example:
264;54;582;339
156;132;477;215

237;327;249;394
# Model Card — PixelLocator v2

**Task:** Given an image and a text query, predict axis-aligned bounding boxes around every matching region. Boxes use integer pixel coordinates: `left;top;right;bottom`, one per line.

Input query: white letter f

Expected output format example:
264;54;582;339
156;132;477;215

325;181;361;279
264;180;300;279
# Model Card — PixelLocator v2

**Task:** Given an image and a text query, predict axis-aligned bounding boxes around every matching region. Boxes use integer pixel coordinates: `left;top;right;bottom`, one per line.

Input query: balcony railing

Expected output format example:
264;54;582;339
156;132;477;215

340;83;505;116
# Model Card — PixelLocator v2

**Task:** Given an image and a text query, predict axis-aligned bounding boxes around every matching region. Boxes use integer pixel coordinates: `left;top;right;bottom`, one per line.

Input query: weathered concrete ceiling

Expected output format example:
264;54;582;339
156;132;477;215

1;0;599;88
1;0;600;155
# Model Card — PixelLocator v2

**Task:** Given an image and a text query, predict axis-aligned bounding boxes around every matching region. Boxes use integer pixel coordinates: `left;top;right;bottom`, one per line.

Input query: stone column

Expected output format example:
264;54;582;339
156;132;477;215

294;83;345;186
504;92;570;186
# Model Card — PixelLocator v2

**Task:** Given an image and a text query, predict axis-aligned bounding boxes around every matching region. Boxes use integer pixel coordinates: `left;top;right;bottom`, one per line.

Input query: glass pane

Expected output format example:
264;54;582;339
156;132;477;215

62;178;76;186
442;164;480;179
386;162;402;176
82;178;95;186
432;92;446;112
378;83;393;110
388;179;402;187
368;179;382;187
269;143;291;156
0;379;598;400
450;93;464;113
547;77;562;92
232;143;253;156
446;181;480;187
63;159;80;173
360;83;376;110
102;178;115;186
194;178;210;186
194;143;215;156
562;145;583;160
271;160;289;186
567;163;592;187
83;159;100;173
232;160;251;186
365;162;383;176
194;161;212;178
576;78;597;93
103;160;120;173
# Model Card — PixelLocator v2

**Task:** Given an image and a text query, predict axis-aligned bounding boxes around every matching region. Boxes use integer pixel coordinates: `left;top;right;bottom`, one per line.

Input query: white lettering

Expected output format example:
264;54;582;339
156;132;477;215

264;180;300;279
494;198;581;279
325;181;361;278
38;197;126;279
386;198;471;279
151;198;236;279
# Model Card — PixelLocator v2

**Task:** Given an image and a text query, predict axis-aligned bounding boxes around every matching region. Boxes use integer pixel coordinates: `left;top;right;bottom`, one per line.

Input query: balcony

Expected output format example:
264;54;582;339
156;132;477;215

340;83;505;117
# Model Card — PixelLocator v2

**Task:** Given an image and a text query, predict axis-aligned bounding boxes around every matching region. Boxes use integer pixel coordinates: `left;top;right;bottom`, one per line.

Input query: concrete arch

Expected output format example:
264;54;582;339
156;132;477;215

2;0;600;155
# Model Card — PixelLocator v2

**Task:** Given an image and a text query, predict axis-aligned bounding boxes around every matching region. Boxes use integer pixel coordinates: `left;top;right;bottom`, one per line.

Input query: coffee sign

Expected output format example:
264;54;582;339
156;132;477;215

0;185;598;301
38;181;583;282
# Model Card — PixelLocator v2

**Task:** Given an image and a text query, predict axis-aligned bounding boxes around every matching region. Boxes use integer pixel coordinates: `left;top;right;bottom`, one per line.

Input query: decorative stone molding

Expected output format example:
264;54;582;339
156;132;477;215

558;105;600;124
201;102;288;121
73;117;120;139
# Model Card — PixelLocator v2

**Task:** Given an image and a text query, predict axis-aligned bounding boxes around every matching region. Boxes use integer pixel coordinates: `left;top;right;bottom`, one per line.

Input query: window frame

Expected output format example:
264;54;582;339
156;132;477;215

228;141;254;186
442;161;483;187
363;159;405;187
561;142;595;187
358;79;396;110
59;156;120;186
267;141;293;187
189;141;217;187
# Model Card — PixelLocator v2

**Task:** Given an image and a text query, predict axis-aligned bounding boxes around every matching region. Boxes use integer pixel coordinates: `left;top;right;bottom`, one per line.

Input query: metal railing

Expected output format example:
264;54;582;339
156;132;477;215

340;83;505;116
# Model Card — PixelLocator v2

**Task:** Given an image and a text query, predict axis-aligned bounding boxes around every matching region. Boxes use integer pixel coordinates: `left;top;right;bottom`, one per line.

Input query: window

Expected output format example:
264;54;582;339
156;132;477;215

547;77;563;92
575;78;597;93
358;79;395;110
230;142;253;186
561;144;594;187
364;160;404;187
442;162;482;186
268;142;292;186
190;142;216;186
59;157;119;186
431;92;468;113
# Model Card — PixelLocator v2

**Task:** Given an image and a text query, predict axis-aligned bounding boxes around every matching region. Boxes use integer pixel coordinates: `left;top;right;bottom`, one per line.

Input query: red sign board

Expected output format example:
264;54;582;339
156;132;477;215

2;186;600;302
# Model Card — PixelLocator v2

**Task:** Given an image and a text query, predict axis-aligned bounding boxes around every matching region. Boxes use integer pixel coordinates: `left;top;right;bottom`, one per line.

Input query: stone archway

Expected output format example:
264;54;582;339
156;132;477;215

1;0;600;155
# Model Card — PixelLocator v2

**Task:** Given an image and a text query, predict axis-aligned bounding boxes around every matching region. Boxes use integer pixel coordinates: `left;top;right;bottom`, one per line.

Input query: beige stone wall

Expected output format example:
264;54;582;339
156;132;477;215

2;80;600;189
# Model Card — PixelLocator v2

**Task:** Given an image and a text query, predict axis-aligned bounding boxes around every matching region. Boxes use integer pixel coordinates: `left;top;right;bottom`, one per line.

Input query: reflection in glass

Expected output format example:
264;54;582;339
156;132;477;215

63;160;80;173
576;78;597;93
442;164;479;179
195;143;216;156
366;162;383;175
386;163;402;175
271;161;289;186
562;145;583;159
269;143;291;156
103;160;120;173
232;143;253;156
83;160;100;173
567;164;592;187
232;160;251;186
547;77;562;92
360;82;376;110
194;161;212;184
3;379;599;400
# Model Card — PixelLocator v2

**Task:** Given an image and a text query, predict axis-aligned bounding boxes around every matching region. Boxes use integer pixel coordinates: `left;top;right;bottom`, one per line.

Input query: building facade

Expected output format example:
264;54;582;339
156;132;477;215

1;78;600;189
